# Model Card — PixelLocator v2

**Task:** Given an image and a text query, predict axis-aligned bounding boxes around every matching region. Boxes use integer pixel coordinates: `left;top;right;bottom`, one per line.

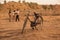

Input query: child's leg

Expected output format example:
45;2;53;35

18;15;19;21
16;16;17;22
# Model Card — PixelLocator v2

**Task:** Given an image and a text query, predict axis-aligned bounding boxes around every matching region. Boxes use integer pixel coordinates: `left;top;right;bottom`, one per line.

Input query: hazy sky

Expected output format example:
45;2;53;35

0;0;60;5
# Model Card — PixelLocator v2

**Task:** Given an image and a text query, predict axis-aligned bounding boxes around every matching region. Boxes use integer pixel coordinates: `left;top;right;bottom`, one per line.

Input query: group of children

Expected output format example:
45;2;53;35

8;9;20;22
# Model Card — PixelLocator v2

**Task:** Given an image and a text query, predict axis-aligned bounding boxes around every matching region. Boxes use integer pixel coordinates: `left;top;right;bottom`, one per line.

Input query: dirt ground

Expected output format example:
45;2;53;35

0;16;60;40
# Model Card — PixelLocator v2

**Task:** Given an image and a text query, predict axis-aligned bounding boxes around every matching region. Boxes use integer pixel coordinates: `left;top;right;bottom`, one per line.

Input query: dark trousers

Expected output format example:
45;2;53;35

30;21;36;30
16;15;19;22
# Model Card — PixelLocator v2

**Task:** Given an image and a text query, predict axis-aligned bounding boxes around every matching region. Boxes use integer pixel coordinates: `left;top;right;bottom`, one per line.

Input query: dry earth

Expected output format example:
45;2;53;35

0;15;60;40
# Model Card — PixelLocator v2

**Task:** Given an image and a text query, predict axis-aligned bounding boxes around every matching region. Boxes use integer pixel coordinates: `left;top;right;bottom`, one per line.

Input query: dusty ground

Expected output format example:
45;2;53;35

0;16;60;40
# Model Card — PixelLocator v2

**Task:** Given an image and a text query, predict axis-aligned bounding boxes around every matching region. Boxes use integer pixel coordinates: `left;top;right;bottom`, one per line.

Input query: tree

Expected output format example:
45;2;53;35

4;0;6;4
18;0;21;3
23;0;25;3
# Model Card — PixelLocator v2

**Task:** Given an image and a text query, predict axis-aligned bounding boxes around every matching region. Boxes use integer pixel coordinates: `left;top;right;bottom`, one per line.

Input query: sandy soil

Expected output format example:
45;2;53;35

0;16;60;40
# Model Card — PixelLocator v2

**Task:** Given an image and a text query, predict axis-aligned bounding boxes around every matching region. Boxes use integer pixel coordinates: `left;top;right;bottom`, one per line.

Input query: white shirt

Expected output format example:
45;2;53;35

15;10;19;15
